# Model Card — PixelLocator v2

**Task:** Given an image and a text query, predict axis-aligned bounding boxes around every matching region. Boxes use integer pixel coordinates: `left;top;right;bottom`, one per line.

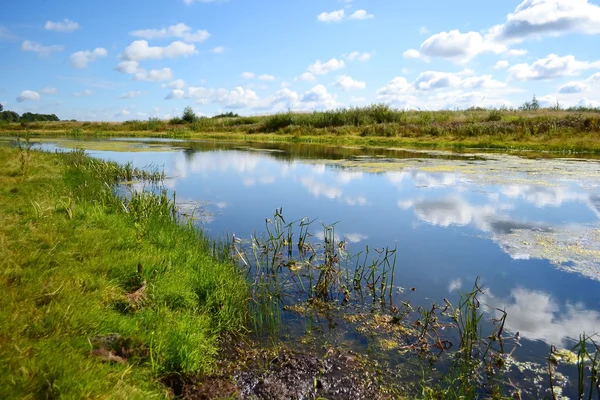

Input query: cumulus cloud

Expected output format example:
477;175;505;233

317;9;345;22
16;90;40;102
130;23;210;43
415;30;499;64
494;60;510;70
162;79;186;90
120;40;196;61
376;72;514;110
298;84;337;109
508;54;600;81
381;71;506;94
491;0;600;42
317;8;374;22
349;9;374;19
307;58;345;75
241;72;255;79
40;87;57;94
403;49;427;61
557;72;600;94
406;0;600;63
558;82;587;93
258;74;275;81
69;48;107;68
344;51;373;62
20;40;63;55
332;75;366;91
133;68;173;82
210;46;225;54
115;61;140;74
119;91;144;99
165;86;259;109
45;19;80;32
299;72;316;81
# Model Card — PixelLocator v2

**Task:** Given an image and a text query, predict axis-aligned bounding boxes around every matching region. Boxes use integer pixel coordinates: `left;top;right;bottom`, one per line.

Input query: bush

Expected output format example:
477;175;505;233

487;110;503;122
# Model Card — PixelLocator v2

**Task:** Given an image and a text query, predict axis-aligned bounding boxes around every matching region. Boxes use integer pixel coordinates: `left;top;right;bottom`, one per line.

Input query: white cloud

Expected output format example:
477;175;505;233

115;61;140;74
165;86;259;109
119;91;144;99
40;87;57;94
120;40;196;61
409;0;600;63
333;75;366;91
376;71;514;110
299;84;337;109
417;30;499;64
69;48;107;68
299;72;316;81
403;49;427;61
258;74;275;81
20;40;63;55
73;89;93;97
317;9;345;22
350;96;366;103
210;46;225;54
344;51;372;62
505;48;528;57
133;68;173;82
44;19;80;32
241;72;255;79
16;90;40;102
494;60;510;70
491;0;600;42
308;58;345;75
508;54;600;81
130;23;210;43
557;72;600;94
558;81;587;93
419;26;430;34
163;79;186;89
265;85;338;112
349;9;374;20
484;287;600;347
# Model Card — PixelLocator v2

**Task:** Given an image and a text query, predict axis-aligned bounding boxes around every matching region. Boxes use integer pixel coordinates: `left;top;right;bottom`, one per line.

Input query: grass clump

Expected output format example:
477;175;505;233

0;147;248;398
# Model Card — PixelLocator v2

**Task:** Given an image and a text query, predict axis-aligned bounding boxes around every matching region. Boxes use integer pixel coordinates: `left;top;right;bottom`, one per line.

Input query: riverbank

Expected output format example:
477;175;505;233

2;106;600;154
0;146;248;398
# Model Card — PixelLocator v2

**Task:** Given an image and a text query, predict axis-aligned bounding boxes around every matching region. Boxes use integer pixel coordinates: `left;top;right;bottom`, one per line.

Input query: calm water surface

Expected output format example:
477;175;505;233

37;138;600;396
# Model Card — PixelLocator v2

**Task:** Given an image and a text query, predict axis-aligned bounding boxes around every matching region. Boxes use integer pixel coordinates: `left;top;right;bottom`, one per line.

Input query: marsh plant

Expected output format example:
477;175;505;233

16;132;32;178
231;209;398;337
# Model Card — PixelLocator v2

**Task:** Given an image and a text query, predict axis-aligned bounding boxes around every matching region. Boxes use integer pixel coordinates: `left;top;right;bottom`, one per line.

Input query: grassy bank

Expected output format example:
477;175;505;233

2;105;600;153
0;146;247;398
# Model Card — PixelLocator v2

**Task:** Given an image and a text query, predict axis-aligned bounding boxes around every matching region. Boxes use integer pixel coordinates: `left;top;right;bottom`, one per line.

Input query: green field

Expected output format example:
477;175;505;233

2;105;600;153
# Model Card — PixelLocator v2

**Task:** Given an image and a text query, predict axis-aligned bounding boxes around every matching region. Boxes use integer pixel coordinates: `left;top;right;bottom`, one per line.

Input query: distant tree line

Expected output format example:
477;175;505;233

0;105;60;123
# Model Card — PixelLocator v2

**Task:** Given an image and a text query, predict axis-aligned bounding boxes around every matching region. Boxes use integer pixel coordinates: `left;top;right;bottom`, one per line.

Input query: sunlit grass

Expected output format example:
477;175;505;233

0;147;248;398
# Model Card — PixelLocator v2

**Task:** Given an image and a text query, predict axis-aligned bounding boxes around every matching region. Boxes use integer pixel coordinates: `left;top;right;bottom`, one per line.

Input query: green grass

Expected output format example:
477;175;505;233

0;147;248;398
2;105;600;153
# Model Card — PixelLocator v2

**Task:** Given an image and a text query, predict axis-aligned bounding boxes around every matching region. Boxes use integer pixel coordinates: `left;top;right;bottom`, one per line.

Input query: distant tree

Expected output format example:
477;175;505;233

520;95;540;111
531;95;540;110
20;112;60;122
0;111;20;122
0;104;3;112
212;111;240;119
182;106;198;123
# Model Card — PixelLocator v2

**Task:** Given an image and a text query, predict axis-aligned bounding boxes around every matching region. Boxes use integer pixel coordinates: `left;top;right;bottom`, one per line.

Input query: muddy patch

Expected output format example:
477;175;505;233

172;342;401;400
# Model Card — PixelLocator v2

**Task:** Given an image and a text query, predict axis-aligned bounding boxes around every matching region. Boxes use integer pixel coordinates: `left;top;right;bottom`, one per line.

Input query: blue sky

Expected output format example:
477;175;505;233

1;0;600;121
